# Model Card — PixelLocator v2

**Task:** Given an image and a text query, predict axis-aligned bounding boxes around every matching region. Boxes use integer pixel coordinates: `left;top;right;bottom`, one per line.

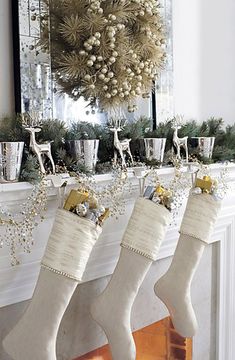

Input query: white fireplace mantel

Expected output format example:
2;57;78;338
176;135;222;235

0;164;235;359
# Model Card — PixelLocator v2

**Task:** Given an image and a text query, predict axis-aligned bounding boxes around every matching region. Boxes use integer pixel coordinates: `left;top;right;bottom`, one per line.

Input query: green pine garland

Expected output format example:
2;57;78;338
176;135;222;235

1;114;235;183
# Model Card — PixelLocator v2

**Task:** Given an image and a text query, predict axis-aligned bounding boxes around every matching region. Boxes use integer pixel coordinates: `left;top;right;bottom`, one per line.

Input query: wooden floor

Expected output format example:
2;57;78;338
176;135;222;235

74;318;192;360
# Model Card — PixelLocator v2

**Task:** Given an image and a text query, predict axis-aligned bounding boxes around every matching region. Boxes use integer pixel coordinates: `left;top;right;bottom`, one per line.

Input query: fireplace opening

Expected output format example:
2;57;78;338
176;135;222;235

75;317;192;360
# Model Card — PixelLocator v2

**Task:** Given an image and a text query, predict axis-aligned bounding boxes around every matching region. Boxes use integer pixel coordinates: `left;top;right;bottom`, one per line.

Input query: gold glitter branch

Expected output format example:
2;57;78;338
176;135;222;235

0;178;47;266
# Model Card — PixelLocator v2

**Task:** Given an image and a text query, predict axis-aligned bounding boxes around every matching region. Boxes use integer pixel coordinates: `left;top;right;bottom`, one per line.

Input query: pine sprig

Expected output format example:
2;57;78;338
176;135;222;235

0;114;28;142
65;121;103;140
20;153;41;184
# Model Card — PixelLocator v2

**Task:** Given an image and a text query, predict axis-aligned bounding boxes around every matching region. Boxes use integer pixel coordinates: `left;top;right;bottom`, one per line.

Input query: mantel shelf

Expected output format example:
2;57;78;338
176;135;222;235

0;162;235;195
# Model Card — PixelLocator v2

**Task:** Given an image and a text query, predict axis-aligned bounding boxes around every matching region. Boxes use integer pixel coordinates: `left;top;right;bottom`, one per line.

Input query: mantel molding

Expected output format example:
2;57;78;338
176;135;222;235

216;213;235;360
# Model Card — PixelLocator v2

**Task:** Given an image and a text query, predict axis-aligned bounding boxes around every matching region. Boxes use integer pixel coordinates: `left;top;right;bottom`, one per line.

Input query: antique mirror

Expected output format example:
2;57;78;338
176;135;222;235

12;0;173;128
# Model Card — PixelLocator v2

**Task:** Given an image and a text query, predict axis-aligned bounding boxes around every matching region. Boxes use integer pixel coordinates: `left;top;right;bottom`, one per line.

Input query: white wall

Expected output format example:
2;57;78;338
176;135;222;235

173;0;201;120
0;0;14;116
173;0;235;124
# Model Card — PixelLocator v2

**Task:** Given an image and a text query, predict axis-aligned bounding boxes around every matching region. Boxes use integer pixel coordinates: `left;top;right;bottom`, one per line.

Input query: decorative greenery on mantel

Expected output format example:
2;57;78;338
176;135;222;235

0;115;28;143
1;114;235;183
65;122;103;140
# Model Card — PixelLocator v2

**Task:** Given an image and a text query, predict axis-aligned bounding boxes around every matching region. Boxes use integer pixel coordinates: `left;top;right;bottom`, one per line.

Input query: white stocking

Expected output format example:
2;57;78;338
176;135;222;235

3;209;101;360
91;198;171;360
91;247;152;360
3;268;77;360
155;194;221;337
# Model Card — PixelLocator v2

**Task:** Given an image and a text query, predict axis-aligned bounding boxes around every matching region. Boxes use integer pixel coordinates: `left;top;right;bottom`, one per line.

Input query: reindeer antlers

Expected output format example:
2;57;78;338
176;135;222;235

21;111;43;129
107;118;127;130
171;114;184;128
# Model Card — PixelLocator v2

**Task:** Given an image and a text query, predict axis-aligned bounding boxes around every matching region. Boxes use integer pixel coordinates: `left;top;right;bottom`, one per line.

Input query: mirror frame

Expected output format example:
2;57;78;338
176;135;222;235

12;0;22;114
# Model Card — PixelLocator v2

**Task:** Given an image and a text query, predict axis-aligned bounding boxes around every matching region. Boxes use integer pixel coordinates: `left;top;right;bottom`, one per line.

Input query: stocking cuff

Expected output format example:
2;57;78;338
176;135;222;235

41;209;102;281
180;194;221;244
121;197;171;261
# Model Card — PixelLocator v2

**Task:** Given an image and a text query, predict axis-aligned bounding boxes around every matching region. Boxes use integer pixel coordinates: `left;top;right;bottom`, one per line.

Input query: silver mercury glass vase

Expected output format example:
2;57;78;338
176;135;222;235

191;137;215;158
0;142;24;182
66;139;99;172
144;138;166;163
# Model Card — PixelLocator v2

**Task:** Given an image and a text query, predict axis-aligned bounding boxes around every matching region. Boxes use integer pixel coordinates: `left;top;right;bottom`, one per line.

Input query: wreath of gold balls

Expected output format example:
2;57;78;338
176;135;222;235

42;0;166;113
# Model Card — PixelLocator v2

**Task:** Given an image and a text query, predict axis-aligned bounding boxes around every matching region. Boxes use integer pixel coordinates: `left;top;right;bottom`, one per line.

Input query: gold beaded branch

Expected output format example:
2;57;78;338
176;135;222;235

0;178;47;266
41;0;166;112
73;169;131;217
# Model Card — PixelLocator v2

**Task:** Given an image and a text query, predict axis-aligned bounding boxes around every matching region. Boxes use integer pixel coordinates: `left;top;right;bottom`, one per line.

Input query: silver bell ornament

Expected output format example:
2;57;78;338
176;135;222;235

95;205;106;218
76;203;88;217
212;191;225;201
191;187;202;195
151;193;161;204
86;209;98;222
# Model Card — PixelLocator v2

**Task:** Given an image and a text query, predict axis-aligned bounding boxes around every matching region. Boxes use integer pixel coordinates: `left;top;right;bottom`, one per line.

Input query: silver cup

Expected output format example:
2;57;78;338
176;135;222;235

0;142;24;182
144;138;166;162
66;139;99;171
191;137;215;158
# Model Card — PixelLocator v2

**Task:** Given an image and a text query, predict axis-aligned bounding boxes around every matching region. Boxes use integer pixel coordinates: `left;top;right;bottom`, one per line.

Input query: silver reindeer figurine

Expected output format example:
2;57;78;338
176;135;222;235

22;112;55;174
172;115;188;163
25;127;55;174
109;119;134;167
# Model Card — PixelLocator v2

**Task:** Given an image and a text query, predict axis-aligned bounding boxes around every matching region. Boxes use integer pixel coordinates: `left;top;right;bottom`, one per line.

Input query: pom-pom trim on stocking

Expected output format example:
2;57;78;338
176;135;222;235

120;243;157;261
41;263;82;281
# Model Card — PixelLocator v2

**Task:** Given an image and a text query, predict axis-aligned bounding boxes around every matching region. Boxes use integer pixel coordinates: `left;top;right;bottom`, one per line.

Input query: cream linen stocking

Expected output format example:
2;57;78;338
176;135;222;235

3;209;101;360
90;197;171;360
155;194;221;337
